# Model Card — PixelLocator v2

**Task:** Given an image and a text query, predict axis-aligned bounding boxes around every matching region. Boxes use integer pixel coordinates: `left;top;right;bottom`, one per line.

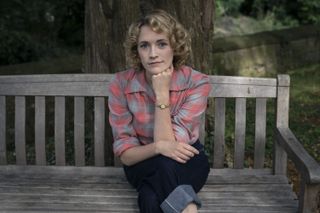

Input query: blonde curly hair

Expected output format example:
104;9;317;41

124;10;192;71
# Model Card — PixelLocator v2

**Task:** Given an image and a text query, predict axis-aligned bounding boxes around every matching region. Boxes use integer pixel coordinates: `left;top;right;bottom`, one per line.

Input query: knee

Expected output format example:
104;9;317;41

154;155;177;174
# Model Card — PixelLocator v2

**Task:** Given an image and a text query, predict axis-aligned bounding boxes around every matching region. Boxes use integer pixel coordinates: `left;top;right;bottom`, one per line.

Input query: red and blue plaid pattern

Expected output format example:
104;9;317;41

108;66;211;157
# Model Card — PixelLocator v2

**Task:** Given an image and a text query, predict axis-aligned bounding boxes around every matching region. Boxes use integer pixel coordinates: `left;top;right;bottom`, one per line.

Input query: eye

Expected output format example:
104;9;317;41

139;43;148;49
158;42;168;48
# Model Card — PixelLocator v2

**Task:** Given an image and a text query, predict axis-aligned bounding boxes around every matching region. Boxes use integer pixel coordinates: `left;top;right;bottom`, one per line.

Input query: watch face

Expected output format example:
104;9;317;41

158;104;168;109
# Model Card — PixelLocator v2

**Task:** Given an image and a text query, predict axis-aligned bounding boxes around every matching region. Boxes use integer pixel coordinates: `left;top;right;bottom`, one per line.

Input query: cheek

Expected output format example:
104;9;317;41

138;51;147;63
166;49;174;61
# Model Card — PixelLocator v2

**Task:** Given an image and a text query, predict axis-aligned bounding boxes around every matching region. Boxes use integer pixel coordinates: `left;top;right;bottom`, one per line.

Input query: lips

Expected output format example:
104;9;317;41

148;61;163;65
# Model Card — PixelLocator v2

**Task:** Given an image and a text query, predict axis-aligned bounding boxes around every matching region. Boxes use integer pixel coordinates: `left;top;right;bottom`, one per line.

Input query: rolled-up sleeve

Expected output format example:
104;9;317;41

172;74;211;144
108;75;140;157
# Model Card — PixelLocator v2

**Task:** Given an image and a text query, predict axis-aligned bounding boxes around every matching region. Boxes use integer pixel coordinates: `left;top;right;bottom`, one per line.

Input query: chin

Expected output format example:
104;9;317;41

148;67;164;74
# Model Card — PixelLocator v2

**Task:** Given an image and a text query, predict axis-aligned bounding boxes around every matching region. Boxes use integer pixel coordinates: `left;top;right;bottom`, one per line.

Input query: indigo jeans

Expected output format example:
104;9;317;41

123;140;210;213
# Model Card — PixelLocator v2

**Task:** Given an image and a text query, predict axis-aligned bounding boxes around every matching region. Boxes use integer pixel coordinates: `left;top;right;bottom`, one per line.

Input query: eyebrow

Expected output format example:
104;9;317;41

138;39;169;45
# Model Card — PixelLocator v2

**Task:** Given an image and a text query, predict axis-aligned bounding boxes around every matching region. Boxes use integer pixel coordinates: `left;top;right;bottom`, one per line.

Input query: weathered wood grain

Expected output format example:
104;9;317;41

234;98;246;169
74;97;85;166
55;97;66;166
254;98;267;169
35;96;46;165
0;166;298;212
0;96;6;165
213;98;225;168
0;73;318;212
15;96;26;165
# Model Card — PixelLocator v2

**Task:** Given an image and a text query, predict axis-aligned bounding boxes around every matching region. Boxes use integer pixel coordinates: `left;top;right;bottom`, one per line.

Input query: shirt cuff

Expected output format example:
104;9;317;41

160;185;201;213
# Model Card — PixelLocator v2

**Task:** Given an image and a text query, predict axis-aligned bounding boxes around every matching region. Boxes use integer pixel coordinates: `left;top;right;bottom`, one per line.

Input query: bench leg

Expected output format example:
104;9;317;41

299;180;320;213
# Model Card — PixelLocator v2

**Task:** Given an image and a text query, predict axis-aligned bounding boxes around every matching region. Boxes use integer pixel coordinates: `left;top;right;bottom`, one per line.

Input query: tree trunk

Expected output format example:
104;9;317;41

85;0;214;73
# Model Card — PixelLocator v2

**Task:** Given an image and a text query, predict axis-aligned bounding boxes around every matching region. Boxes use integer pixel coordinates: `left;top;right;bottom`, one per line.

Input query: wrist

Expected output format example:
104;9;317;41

154;141;160;155
156;103;170;110
155;97;169;105
155;92;169;103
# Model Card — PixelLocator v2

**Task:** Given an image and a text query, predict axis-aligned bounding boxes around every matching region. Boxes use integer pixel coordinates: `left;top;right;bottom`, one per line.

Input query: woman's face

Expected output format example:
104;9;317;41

137;25;174;81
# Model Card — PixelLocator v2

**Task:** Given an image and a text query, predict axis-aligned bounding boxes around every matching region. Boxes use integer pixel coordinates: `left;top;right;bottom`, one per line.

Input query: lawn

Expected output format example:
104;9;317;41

288;64;320;163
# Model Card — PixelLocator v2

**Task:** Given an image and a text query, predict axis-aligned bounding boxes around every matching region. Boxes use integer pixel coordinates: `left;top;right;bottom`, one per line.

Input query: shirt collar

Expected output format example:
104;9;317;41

124;67;189;94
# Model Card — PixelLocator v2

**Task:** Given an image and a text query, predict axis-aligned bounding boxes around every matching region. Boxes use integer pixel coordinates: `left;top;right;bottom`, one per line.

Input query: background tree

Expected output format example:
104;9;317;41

85;0;215;74
0;0;84;66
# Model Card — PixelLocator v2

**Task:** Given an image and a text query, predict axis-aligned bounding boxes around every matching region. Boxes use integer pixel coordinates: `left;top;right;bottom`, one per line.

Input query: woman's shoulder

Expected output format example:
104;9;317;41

113;68;137;81
178;65;209;84
109;68;137;91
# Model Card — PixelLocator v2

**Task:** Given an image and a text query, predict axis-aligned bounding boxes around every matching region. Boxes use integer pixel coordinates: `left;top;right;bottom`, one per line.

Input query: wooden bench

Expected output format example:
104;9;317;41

0;74;319;212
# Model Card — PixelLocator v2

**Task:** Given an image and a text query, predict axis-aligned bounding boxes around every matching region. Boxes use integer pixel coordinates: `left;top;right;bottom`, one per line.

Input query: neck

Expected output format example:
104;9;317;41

144;70;153;86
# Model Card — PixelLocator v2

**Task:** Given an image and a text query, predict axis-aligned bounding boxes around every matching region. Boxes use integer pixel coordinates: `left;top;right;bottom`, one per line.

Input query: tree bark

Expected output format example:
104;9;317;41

85;0;214;73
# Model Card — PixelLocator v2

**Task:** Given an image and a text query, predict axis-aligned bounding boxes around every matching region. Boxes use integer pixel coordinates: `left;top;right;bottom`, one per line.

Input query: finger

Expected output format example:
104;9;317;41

184;144;199;155
174;156;187;164
176;152;191;161
181;149;196;158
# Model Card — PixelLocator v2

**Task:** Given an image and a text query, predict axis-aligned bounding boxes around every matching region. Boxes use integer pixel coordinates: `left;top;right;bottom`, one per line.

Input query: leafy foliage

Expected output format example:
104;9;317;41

216;0;320;25
0;0;84;66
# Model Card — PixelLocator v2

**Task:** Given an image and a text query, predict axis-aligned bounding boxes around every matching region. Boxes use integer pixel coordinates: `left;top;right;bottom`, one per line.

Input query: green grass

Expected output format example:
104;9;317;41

288;64;320;162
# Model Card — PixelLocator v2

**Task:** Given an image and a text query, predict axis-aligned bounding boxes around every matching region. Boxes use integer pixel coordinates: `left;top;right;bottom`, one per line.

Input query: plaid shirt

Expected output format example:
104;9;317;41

108;66;211;157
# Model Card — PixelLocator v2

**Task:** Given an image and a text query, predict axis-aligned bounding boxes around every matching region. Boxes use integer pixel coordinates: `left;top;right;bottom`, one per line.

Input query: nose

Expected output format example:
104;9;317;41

149;45;158;59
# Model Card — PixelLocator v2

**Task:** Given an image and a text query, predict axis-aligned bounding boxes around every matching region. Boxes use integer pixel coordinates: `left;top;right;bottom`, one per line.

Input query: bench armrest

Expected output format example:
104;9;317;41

275;127;320;184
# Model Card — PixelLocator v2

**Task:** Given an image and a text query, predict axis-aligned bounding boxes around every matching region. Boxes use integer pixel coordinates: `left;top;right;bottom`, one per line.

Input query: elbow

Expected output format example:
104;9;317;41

119;153;134;166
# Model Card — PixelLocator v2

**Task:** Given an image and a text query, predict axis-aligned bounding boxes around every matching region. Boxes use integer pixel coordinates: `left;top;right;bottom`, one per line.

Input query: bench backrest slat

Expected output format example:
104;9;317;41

234;98;246;169
254;98;267;169
209;76;277;98
55;97;66;166
94;97;105;167
74;97;85;166
213;97;226;168
35;96;46;165
15;96;27;165
0;74;112;97
0;96;6;165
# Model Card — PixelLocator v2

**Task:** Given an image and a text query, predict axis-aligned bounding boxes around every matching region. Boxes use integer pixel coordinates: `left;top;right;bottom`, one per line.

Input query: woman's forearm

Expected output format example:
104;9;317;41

120;142;158;166
152;67;176;143
153;100;176;142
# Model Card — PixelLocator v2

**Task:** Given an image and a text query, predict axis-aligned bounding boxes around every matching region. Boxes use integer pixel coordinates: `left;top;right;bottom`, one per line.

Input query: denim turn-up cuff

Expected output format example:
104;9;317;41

160;185;201;213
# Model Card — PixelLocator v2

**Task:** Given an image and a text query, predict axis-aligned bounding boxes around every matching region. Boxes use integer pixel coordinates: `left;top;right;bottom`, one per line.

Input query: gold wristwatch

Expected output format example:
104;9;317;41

157;104;170;110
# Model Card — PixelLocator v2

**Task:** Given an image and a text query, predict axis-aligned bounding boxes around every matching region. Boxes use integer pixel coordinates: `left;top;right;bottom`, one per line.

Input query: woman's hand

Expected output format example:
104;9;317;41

151;66;173;103
155;140;199;163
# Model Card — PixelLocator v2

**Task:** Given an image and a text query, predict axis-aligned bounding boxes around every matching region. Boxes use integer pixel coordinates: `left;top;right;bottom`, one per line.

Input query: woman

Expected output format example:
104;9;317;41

108;9;211;213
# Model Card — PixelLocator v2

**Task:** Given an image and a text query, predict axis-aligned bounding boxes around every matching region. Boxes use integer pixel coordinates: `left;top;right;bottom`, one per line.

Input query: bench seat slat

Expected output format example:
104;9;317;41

15;96;26;165
0;96;6;165
35;96;46;165
0;204;297;213
0;166;298;212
